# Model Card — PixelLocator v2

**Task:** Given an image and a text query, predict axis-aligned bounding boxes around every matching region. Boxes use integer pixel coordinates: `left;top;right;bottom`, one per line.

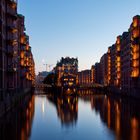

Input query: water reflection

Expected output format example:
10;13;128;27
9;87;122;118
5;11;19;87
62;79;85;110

47;95;78;127
41;98;45;117
0;90;140;140
77;88;104;95
79;94;140;140
0;95;35;140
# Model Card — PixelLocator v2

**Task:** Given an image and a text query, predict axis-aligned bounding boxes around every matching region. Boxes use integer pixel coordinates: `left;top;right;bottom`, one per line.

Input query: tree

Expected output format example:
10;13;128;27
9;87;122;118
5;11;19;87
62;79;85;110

43;73;58;86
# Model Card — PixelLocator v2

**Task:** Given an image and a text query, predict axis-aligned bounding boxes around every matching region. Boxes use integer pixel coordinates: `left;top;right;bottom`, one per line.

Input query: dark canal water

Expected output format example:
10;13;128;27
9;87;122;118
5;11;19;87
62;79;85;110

0;90;140;140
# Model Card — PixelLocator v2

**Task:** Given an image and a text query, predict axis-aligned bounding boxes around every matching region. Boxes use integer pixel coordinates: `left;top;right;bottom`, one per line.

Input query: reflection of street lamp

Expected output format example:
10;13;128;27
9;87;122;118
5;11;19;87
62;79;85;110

41;99;45;118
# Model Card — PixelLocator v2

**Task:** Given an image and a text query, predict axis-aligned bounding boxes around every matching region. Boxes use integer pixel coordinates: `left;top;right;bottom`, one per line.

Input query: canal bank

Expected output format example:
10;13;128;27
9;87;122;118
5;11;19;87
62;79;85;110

106;86;140;99
0;88;34;117
44;86;106;96
0;93;34;140
44;85;140;100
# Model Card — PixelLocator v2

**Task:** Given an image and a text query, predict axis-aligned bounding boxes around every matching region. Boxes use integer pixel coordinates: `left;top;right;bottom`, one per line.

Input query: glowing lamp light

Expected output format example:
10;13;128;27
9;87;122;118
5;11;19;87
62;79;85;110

115;79;119;86
20;36;25;44
11;2;17;9
132;28;139;38
26;57;29;62
117;74;121;79
133;60;139;67
131;117;138;129
131;69;139;77
117;63;121;67
117;46;120;51
12;40;17;46
133;53;139;60
133;18;138;27
133;45;139;52
20;51;24;59
69;82;73;86
20;59;24;66
26;72;29;79
26;61;29;66
12;29;18;33
108;49;111;54
117;57;121;62
26;45;29;51
116;37;121;45
117;67;121;72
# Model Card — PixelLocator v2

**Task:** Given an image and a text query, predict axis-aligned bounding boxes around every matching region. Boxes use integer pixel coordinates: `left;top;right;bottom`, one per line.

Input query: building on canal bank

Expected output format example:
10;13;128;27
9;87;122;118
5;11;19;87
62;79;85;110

54;57;78;87
77;70;91;86
91;65;95;84
100;53;108;86
90;63;102;85
0;0;35;115
91;15;140;97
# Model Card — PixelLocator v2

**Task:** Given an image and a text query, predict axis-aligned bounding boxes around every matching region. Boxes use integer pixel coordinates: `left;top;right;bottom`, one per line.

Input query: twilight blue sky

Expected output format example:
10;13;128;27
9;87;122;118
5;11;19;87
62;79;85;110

18;0;140;73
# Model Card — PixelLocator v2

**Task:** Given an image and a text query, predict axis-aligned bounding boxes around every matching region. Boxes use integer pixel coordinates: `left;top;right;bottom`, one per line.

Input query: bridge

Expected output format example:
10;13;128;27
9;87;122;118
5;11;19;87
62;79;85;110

34;83;52;94
35;82;104;89
77;83;104;89
34;83;106;95
35;83;52;88
35;83;52;90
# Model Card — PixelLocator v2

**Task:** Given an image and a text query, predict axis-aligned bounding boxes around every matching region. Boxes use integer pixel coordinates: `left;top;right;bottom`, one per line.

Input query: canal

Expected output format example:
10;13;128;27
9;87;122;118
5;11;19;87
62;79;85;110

0;90;140;140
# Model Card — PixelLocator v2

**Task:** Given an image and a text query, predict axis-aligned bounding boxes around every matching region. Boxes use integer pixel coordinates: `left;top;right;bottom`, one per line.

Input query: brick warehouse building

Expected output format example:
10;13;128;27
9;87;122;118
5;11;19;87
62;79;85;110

77;70;91;86
92;15;140;96
0;0;35;100
55;57;78;87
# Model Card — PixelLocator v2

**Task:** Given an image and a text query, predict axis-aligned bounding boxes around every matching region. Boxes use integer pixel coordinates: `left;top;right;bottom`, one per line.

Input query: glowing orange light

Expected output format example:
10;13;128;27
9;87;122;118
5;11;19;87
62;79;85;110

116;37;121;45
20;36;25;44
133;53;139;60
20;51;24;59
132;28;139;38
133;60;139;67
117;57;121;62
20;59;24;66
26;72;29;79
133;18;138;27
26;45;29;51
131;69;139;77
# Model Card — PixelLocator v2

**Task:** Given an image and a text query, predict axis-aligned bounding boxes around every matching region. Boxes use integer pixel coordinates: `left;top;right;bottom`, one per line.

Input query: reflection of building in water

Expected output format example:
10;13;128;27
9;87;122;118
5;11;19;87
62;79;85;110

47;95;78;127
21;95;35;140
87;95;140;140
78;89;93;95
0;95;35;140
131;117;139;140
77;88;104;95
